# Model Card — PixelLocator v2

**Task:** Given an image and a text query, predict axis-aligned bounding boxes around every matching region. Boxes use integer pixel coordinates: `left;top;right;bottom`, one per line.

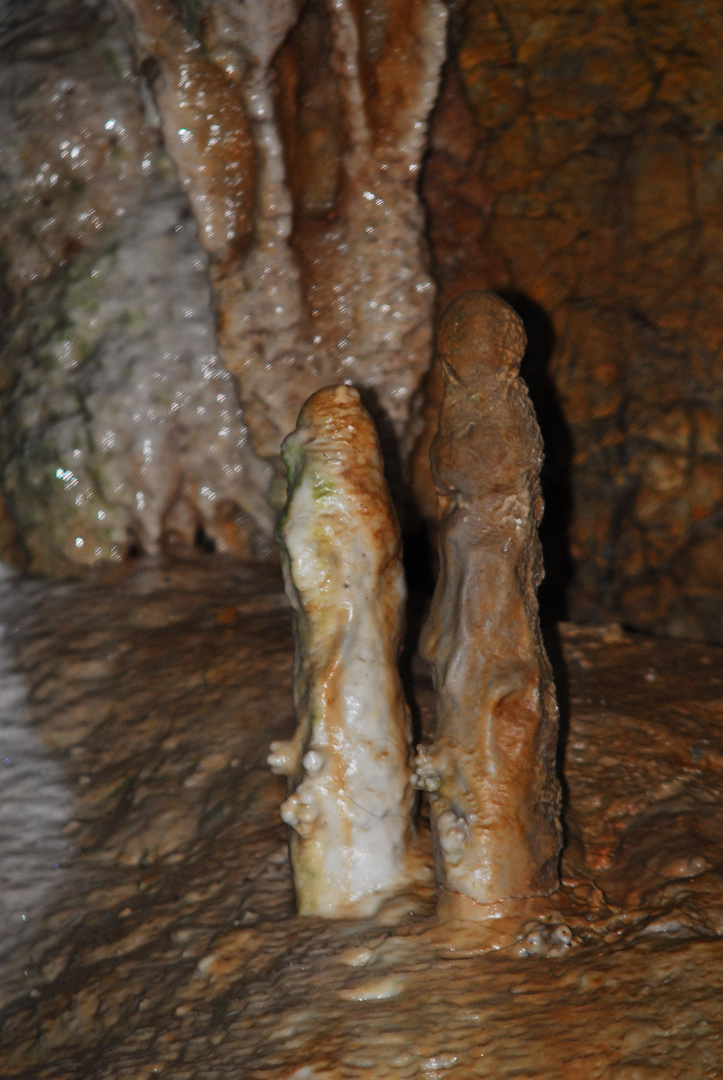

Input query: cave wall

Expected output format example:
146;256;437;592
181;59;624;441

424;0;723;641
1;0;722;642
0;0;448;570
0;0;275;571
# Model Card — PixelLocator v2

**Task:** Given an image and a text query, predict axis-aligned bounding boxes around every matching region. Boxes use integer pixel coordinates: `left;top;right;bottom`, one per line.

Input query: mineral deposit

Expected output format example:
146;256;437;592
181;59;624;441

119;0;447;495
271;385;416;916
423;0;723;642
415;291;562;913
2;562;723;1077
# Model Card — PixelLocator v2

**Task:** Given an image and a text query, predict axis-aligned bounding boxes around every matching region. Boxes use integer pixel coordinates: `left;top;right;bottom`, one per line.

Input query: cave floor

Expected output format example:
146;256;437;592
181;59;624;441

1;557;722;1079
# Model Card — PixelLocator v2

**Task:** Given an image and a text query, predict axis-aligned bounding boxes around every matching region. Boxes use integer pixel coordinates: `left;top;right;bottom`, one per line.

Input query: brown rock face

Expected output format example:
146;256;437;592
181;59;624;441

415;291;562;911
423;0;723;642
4;0;722;651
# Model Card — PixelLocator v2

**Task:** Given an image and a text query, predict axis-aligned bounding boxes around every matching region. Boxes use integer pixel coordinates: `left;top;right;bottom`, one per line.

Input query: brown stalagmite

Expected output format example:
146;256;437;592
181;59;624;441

270;385;416;917
415;291;562;915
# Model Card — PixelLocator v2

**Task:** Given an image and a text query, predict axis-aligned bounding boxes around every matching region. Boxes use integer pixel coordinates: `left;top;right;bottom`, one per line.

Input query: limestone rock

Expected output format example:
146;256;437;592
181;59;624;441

416;291;562;912
271;385;415;916
0;0;272;573
423;0;723;643
119;0;448;496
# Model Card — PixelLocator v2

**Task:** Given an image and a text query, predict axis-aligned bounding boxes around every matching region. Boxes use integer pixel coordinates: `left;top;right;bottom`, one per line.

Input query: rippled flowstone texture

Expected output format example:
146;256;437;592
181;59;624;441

416;294;561;912
1;560;723;1078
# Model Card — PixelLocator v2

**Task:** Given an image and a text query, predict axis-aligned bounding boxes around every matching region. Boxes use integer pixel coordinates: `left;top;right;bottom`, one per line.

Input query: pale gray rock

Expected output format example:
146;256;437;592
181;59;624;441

415;292;563;915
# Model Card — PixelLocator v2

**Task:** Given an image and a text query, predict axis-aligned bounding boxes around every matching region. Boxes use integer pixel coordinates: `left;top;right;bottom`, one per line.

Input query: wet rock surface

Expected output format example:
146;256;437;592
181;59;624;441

0;0;445;572
1;559;723;1077
93;0;446;496
0;0;272;572
2;0;722;647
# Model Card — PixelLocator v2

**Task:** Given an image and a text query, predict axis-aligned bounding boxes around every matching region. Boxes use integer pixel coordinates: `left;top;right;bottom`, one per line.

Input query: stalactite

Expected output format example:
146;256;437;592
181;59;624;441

119;0;447;520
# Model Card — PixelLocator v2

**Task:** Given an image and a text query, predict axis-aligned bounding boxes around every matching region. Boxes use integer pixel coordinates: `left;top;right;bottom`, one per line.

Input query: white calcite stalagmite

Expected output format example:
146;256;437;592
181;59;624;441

270;385;415;917
415;291;563;916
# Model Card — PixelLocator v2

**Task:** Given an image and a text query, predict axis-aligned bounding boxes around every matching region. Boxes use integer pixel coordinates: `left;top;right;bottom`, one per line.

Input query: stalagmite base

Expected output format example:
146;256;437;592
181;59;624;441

270;385;415;917
415;291;562;916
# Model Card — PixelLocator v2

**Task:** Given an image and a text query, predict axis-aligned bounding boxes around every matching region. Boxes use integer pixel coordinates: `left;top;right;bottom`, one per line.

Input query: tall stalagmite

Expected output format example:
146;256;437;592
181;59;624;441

414;291;562;915
270;385;415;917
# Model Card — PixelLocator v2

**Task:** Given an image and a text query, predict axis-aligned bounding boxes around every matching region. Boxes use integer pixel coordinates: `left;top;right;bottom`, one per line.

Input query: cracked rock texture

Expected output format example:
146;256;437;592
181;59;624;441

424;0;723;642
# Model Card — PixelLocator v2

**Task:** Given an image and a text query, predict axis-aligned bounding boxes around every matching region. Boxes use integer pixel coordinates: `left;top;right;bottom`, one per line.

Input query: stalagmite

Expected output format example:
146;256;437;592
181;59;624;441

269;385;415;917
414;291;562;916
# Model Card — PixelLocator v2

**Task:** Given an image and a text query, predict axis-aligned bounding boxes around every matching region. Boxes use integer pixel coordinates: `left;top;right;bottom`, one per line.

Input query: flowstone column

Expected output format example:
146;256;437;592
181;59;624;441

118;0;447;512
414;292;562;916
270;385;415;917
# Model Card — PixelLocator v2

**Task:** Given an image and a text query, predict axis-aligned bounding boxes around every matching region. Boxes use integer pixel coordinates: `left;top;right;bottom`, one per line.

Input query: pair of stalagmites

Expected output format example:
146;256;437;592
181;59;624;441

268;292;562;919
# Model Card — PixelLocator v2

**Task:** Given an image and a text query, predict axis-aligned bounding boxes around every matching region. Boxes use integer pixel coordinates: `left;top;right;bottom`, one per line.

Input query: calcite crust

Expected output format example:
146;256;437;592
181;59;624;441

119;0;447;497
417;291;562;911
271;385;415;916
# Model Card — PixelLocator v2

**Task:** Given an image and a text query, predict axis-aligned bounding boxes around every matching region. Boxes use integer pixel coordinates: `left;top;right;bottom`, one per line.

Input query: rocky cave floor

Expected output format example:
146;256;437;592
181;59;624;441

1;556;722;1078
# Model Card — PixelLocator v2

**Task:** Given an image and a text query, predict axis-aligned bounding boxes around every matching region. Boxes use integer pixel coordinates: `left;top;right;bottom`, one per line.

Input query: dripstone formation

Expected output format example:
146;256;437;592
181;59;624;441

415;291;562;914
0;0;446;574
273;293;562;922
270;385;415;917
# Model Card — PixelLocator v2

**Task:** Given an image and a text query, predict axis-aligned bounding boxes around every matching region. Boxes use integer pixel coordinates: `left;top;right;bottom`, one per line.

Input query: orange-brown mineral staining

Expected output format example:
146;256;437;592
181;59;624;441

415;291;562;914
271;385;417;917
423;0;723;643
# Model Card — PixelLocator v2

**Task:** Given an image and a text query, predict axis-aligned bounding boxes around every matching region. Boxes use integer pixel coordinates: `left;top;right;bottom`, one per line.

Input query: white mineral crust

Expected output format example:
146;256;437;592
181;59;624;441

270;385;415;917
